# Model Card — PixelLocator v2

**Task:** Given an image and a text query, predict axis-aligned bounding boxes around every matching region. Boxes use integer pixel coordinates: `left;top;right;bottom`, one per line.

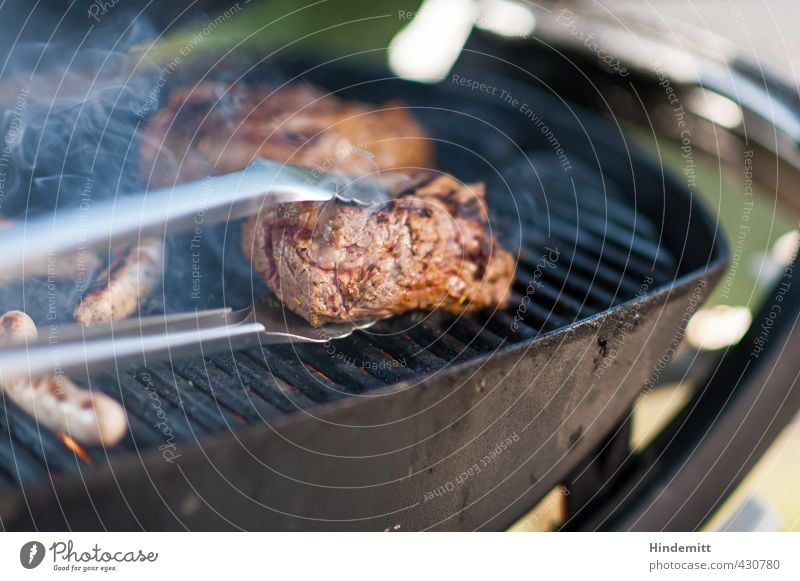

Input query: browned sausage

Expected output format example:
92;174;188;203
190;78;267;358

74;238;164;326
0;310;127;446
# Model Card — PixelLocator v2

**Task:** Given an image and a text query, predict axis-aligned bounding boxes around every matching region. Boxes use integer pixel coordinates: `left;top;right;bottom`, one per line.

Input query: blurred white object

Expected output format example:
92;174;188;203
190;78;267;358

687;88;743;129
772;230;800;264
687;305;752;350
749;230;800;287
475;0;536;38
718;495;783;532
389;0;476;83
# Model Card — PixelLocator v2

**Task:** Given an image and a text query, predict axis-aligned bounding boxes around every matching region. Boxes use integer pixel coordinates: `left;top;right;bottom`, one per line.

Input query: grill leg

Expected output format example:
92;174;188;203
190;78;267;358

561;411;633;530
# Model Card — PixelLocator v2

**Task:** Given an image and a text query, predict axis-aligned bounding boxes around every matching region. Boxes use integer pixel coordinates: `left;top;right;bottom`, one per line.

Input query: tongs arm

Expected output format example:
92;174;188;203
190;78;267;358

0;159;333;279
0;301;363;381
0;309;266;382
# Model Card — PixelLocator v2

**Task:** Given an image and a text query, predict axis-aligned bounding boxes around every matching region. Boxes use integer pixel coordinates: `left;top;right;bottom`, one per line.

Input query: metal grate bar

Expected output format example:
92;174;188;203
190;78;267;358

478;310;541;340
530;161;661;237
540;263;616;311
133;365;238;432
505;288;568;331
92;371;199;443
541;177;660;240
211;352;306;414
407;320;480;362
364;325;448;374
514;264;586;319
439;316;507;352
117;412;167;450
0;424;49;485
320;334;417;385
547;217;657;278
0;399;85;474
171;361;275;423
253;346;346;403
292;342;385;390
517;233;644;298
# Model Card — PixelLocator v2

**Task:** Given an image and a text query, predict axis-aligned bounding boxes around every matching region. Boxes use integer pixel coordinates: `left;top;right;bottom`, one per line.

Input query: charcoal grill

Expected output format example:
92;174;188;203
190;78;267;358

0;47;726;530
13;0;800;532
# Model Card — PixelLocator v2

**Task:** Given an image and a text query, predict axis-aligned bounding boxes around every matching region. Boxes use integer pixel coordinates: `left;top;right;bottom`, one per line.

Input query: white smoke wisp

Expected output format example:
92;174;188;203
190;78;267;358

0;17;160;323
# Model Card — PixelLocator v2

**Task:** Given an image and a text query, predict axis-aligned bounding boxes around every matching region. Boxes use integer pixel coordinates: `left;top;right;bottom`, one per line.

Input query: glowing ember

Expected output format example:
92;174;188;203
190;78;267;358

59;435;93;465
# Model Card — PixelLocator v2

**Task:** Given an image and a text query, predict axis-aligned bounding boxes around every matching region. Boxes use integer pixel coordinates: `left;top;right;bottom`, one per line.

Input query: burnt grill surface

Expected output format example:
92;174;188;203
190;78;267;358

0;61;713;530
0;158;675;494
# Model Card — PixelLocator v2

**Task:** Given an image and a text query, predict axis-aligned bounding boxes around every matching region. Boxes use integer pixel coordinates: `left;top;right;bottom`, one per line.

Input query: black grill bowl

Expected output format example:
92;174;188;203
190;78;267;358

0;59;726;531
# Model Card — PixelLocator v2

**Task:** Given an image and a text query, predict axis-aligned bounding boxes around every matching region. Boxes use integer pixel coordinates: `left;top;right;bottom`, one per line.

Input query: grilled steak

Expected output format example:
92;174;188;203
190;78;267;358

144;81;513;323
140;81;434;185
241;172;515;325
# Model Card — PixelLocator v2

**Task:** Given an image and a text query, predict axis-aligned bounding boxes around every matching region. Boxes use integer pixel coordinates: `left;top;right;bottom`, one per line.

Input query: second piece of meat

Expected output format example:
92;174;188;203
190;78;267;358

140;81;435;186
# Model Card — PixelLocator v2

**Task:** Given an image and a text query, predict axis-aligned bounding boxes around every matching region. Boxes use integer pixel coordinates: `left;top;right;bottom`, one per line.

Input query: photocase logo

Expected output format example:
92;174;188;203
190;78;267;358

19;541;45;569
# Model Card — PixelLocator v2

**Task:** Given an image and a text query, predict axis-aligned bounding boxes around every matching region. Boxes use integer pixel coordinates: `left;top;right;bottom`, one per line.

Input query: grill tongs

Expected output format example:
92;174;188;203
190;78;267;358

0;160;390;380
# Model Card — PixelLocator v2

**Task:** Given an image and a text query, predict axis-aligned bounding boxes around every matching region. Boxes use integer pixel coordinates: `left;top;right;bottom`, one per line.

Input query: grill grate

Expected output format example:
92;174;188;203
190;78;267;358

0;55;683;495
0;154;676;492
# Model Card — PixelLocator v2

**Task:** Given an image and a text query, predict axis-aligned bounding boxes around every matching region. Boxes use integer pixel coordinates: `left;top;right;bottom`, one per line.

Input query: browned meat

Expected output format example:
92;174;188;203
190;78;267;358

74;238;164;326
140;81;434;186
144;81;512;324
242;172;515;325
0;310;127;446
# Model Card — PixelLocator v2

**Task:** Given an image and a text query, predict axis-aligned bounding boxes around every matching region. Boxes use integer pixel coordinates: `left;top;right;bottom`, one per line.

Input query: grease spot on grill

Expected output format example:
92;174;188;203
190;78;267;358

597;336;609;358
181;493;202;516
568;426;583;448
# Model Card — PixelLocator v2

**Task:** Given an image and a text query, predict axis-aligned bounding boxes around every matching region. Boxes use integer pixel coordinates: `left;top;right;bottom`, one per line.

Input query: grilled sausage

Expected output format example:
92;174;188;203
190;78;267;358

74;238;164;326
0;310;127;446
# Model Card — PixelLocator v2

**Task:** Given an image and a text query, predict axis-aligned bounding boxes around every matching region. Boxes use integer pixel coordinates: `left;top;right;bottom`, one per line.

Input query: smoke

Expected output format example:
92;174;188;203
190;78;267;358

0;13;271;324
0;21;157;217
0;16;168;323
